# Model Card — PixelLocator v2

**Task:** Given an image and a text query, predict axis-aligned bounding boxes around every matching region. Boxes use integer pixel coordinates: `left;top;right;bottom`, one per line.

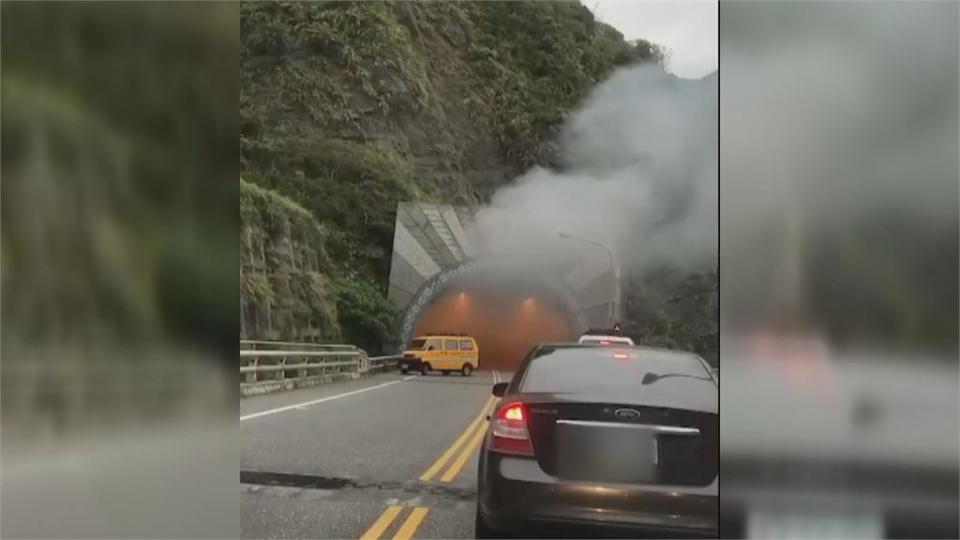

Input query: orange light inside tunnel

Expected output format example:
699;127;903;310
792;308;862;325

412;289;575;372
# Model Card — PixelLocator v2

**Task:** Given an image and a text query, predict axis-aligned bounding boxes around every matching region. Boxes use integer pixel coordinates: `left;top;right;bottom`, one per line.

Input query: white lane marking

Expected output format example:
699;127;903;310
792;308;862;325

241;380;404;421
403;375;415;381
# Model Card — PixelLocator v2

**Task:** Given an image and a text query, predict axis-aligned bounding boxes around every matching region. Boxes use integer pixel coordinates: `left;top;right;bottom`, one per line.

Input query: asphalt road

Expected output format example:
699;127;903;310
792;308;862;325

242;369;506;539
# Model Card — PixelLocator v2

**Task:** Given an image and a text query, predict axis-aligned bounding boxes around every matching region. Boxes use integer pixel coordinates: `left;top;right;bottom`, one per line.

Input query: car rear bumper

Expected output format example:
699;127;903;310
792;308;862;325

720;483;960;538
479;453;718;537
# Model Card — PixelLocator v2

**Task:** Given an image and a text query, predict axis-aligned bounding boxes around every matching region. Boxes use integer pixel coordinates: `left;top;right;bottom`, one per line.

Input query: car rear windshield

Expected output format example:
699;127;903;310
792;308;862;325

521;347;709;394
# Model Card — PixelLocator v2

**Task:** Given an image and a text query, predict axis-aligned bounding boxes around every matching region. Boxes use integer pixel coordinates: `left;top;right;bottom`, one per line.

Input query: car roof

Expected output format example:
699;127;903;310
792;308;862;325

536;342;698;357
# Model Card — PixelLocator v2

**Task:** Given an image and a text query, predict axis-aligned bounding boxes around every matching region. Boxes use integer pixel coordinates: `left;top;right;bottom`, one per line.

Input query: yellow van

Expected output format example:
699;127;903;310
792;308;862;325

400;334;479;376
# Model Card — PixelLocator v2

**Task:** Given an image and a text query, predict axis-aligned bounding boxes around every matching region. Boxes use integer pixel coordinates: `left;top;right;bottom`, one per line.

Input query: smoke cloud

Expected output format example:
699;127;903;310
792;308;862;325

469;64;718;275
719;4;957;537
720;1;958;339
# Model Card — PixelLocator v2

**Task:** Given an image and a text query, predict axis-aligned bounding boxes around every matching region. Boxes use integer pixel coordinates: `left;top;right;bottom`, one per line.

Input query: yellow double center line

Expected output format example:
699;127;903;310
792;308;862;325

420;393;496;482
359;371;501;539
359;505;428;540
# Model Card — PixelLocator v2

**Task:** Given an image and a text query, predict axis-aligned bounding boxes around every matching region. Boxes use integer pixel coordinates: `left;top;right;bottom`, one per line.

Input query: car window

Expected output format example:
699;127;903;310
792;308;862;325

521;347;709;394
409;339;427;349
444;339;459;351
459;339;474;350
424;339;442;351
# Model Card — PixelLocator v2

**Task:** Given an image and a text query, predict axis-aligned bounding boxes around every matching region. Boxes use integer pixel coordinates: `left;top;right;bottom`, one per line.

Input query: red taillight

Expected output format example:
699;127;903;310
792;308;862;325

600;340;611;345
489;402;534;456
613;351;629;359
502;404;524;421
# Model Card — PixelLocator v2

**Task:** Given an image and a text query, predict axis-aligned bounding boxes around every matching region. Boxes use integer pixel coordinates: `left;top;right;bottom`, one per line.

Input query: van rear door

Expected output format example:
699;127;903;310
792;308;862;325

459;338;478;367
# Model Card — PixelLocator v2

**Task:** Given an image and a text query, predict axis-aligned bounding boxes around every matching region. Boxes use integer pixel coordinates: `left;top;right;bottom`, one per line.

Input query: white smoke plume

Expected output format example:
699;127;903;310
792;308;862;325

470;64;718;276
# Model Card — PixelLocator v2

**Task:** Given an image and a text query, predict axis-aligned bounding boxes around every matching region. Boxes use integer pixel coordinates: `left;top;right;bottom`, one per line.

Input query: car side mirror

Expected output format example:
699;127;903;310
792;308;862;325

641;372;659;385
492;382;508;397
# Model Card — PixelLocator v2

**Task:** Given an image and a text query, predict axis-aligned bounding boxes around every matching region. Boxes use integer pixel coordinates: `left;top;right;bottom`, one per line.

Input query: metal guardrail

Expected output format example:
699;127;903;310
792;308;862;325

239;341;401;396
240;340;356;352
368;355;402;374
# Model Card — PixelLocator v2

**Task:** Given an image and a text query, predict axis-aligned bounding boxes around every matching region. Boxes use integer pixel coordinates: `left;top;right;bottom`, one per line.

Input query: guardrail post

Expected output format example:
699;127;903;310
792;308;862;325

247;355;257;385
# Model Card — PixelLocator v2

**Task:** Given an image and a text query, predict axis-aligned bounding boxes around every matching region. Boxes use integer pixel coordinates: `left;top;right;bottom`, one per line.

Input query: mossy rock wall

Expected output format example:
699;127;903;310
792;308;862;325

241;179;340;342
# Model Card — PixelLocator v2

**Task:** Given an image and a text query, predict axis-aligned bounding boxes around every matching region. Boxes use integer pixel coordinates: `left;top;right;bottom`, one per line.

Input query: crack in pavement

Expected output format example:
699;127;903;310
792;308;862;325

241;470;477;500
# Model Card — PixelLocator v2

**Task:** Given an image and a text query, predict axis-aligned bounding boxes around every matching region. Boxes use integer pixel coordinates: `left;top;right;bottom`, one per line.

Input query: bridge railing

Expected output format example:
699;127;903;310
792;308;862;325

239;341;402;396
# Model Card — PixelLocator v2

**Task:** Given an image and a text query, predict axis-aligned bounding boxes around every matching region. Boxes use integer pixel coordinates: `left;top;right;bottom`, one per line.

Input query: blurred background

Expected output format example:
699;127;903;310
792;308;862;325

720;1;958;538
1;2;239;537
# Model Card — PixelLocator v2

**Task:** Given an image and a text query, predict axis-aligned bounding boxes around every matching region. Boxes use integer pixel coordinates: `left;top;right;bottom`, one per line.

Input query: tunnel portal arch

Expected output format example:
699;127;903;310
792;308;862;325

388;202;620;354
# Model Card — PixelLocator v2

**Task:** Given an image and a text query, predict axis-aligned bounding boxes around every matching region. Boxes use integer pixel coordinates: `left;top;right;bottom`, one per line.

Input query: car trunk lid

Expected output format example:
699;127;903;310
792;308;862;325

524;399;718;486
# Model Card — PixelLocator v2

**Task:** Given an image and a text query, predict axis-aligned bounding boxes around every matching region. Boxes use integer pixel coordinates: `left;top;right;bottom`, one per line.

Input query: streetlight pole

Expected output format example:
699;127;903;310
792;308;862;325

558;232;619;328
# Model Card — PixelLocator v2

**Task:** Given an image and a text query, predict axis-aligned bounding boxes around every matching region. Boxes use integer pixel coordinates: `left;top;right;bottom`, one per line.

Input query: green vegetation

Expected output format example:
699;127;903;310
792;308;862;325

241;1;662;352
241;179;341;342
244;138;421;280
334;272;397;353
452;2;663;166
624;267;718;363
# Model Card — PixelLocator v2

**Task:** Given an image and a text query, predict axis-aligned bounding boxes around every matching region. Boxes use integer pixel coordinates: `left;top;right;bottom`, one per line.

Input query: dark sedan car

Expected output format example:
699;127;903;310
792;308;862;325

476;344;719;538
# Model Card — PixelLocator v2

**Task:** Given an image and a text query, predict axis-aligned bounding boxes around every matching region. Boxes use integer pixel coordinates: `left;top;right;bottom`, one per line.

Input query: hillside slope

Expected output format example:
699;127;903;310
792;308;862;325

240;1;664;350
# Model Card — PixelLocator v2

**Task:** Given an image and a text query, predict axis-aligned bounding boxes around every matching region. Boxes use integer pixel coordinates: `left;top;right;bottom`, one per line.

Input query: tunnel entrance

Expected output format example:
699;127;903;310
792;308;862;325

408;271;579;372
389;203;613;364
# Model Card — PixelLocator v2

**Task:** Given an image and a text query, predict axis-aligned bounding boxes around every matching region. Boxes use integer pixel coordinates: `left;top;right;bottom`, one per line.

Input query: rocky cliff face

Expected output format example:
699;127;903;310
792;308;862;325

241;2;660;203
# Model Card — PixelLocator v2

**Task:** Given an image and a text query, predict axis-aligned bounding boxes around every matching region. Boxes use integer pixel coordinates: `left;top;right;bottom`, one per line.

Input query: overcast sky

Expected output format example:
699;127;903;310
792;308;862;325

588;0;718;79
